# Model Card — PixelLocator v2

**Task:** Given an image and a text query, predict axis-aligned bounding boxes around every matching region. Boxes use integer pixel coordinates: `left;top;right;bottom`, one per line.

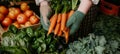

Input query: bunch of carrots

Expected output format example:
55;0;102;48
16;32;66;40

47;0;79;43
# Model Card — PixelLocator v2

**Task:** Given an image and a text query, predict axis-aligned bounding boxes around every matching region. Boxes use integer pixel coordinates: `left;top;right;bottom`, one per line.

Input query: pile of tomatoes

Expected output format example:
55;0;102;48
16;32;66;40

0;2;40;30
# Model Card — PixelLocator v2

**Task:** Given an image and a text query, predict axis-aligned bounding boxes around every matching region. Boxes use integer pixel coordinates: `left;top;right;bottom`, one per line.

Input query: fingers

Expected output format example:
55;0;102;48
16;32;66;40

66;13;76;28
69;24;79;35
43;17;50;26
40;17;49;31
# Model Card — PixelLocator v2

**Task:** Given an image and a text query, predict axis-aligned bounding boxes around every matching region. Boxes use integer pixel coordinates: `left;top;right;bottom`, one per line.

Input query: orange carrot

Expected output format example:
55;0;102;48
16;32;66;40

68;10;74;19
50;15;54;23
63;28;69;43
61;13;67;31
58;24;63;36
57;13;62;23
47;14;58;35
54;23;60;35
58;30;63;36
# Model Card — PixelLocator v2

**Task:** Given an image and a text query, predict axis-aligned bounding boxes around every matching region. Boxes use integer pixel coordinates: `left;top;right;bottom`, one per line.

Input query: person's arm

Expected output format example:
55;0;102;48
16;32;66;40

35;0;51;31
66;0;100;35
77;0;92;14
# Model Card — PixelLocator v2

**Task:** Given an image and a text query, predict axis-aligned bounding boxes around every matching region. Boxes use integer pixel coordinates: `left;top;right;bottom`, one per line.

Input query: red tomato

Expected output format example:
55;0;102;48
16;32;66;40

14;8;21;16
0;13;4;22
8;11;16;20
9;7;16;11
24;10;33;17
29;15;39;24
0;6;8;15
8;8;21;20
17;14;28;24
13;21;20;28
25;21;32;27
20;2;29;11
2;17;12;27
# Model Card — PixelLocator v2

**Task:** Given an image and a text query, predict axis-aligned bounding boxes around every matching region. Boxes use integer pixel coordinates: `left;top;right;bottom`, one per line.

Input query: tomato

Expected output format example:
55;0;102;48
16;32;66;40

0;13;4;22
8;10;16;20
9;7;16;11
29;15;39;24
25;21;32;27
24;10;33;17
0;6;8;15
8;8;21;20
17;14;28;24
20;2;29;11
14;8;21;16
2;17;12;27
13;21;20;28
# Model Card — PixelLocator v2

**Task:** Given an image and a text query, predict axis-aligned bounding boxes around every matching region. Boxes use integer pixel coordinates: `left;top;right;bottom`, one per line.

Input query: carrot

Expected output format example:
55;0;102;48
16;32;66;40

68;10;74;19
54;23;60;35
61;13;67;31
50;15;54;23
58;29;63;36
47;14;58;35
57;13;62;23
63;28;69;43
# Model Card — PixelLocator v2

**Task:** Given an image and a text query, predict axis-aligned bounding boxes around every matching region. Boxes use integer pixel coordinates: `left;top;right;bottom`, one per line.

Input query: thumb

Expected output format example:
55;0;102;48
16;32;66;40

43;17;50;26
69;23;79;35
66;14;76;27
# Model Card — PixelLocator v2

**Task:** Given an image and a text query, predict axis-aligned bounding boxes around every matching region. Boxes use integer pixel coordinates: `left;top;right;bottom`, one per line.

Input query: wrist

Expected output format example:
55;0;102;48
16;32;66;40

40;0;48;6
77;1;92;14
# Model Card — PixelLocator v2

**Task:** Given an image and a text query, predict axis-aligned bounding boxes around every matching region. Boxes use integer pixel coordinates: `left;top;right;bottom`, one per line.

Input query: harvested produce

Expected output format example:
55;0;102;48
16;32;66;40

0;25;66;54
20;2;30;11
0;3;40;29
0;5;8;15
24;10;33;17
2;17;12;27
66;33;120;54
29;15;39;24
17;14;28;24
47;0;78;43
0;13;4;22
93;14;120;40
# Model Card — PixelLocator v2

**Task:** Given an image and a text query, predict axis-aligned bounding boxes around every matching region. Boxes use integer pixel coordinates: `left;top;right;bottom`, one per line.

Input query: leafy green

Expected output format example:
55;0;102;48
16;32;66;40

1;25;66;54
26;27;34;37
93;14;120;41
0;46;30;54
66;33;120;54
8;25;18;34
72;0;78;10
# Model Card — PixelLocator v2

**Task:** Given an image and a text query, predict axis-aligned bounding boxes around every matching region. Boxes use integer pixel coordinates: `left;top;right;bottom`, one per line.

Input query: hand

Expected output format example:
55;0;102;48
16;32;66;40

66;0;93;35
66;11;85;35
40;1;52;30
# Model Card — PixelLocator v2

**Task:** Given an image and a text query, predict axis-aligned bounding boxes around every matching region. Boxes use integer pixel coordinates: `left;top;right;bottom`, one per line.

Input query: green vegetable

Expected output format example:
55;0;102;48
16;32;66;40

66;33;120;54
93;14;120;40
0;46;30;54
72;0;78;10
26;27;34;37
34;30;40;37
8;25;18;34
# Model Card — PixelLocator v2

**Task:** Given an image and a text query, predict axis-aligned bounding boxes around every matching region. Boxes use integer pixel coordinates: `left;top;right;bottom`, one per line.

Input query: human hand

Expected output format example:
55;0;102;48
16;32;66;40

66;11;85;35
40;1;52;30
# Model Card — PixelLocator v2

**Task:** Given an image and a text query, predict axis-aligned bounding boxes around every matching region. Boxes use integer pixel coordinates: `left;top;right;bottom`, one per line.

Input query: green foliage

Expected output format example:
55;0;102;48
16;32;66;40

1;25;65;54
93;14;120;41
66;33;120;54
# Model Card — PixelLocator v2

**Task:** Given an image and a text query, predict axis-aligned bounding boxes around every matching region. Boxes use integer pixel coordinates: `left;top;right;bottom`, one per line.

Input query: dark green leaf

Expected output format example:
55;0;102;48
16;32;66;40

26;27;34;37
8;25;18;34
41;43;46;52
37;47;42;53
